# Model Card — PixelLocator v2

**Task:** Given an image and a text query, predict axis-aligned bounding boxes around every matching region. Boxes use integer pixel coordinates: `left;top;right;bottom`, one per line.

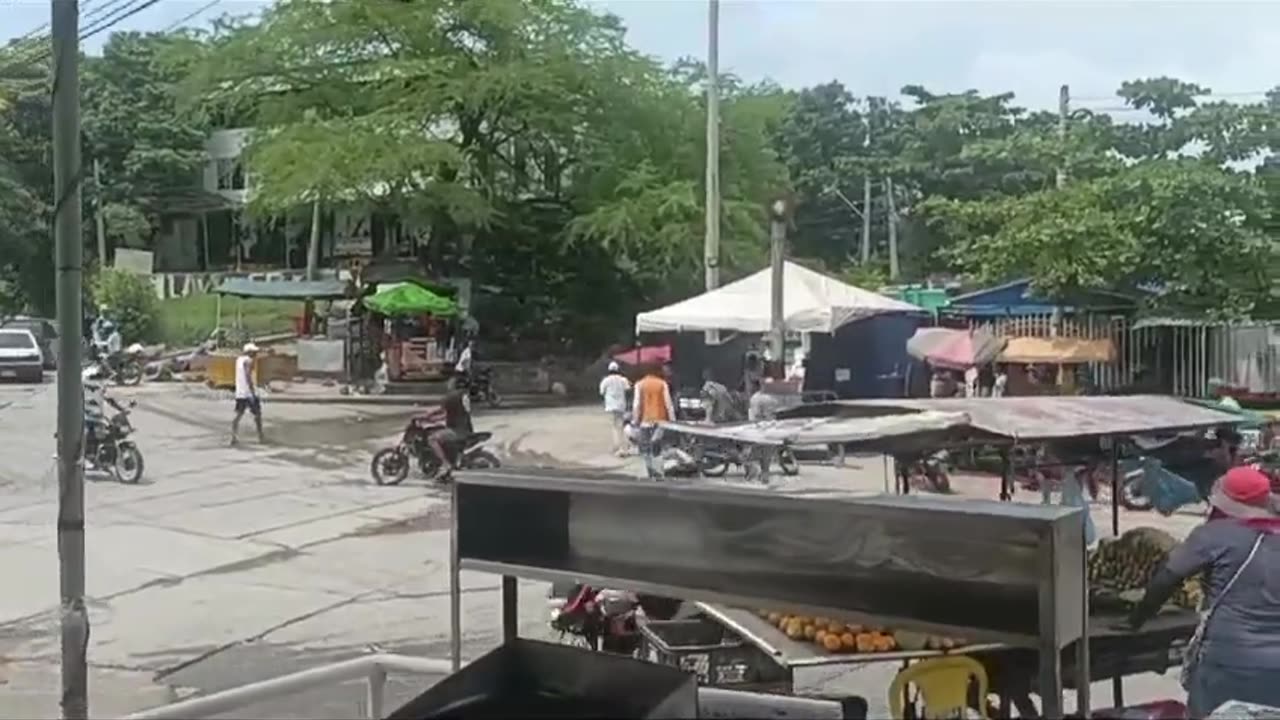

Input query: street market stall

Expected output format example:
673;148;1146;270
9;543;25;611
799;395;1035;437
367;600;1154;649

434;469;1090;719
361;281;459;381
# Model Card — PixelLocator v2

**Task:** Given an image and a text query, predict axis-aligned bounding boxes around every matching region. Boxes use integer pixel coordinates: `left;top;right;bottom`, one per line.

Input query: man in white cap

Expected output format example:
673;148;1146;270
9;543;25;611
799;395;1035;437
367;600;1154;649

232;342;265;445
599;360;631;456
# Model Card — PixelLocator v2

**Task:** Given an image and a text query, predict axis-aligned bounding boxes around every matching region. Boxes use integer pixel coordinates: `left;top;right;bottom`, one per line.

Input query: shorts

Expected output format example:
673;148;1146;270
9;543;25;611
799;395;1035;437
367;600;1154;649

234;397;261;416
430;427;461;445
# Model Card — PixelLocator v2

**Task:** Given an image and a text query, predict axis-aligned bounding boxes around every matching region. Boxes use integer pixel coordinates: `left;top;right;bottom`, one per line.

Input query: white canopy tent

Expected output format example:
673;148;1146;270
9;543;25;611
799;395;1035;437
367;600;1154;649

635;261;923;334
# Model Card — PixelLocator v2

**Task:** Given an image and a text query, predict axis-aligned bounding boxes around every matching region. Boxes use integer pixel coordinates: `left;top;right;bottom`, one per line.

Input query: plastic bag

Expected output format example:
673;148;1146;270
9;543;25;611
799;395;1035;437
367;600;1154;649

1060;468;1097;545
1139;457;1202;516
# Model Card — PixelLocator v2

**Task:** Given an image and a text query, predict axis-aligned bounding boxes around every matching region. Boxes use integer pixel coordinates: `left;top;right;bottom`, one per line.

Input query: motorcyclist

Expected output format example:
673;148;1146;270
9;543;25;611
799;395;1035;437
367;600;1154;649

421;388;473;477
82;364;124;469
93;319;123;371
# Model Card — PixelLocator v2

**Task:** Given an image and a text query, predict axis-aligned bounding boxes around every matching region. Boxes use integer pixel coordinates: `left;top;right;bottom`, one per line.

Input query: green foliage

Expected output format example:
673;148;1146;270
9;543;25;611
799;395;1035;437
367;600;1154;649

92;269;161;343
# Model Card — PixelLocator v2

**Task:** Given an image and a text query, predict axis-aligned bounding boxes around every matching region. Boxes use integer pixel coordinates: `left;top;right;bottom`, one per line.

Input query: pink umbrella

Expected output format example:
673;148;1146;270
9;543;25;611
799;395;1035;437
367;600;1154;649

906;327;1006;370
613;344;672;366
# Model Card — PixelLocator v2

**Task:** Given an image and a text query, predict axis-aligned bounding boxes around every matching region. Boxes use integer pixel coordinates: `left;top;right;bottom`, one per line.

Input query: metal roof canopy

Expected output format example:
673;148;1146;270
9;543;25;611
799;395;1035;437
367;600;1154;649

780;395;1245;442
214;277;349;300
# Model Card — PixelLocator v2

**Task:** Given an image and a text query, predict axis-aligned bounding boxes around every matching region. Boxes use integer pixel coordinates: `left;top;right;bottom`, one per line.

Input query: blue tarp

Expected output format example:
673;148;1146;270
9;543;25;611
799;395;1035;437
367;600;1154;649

214;277;349;300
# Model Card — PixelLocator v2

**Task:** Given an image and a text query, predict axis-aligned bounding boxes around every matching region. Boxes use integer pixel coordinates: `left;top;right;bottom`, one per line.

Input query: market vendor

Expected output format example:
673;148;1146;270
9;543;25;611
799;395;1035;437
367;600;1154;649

1122;467;1280;717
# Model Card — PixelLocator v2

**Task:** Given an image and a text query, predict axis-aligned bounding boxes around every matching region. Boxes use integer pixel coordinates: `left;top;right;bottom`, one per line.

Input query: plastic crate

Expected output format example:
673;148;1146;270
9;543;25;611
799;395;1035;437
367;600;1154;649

637;617;792;693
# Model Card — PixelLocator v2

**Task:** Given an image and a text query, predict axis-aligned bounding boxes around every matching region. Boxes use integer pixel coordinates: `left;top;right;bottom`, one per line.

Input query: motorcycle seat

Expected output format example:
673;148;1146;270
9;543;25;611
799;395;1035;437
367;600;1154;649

465;431;492;443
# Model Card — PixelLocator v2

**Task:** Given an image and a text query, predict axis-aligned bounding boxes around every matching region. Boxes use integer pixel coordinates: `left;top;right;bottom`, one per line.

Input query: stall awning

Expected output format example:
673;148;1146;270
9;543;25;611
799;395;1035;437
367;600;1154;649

214;277;349;300
362;282;458;317
785;395;1245;442
635;261;922;334
661;410;972;447
999;337;1116;364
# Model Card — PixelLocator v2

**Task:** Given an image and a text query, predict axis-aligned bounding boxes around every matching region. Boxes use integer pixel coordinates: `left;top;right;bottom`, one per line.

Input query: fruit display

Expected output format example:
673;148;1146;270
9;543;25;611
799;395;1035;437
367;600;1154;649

1087;526;1202;611
755;610;968;655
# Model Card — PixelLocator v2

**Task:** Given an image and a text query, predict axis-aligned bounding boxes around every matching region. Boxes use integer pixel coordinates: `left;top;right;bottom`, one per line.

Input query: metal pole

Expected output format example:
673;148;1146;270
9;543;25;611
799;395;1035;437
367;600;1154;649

703;0;720;297
501;575;518;643
768;200;786;370
860;124;872;264
93;158;106;267
51;1;89;717
449;486;461;671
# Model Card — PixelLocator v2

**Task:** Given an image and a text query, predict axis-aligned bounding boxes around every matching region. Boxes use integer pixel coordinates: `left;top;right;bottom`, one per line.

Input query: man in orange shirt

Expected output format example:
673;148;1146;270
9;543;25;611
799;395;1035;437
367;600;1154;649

632;363;675;480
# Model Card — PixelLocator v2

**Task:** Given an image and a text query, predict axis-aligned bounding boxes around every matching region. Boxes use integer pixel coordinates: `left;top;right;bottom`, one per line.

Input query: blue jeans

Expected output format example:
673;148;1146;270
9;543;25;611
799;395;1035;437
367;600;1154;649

1187;658;1280;717
637;424;664;480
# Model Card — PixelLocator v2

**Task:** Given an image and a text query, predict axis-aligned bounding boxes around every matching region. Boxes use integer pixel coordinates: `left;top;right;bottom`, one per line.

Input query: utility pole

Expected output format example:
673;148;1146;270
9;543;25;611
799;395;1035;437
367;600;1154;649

860;121;872;264
703;0;721;345
768;198;787;373
51;0;89;717
885;177;900;280
1057;84;1070;189
305;198;321;280
93;158;106;267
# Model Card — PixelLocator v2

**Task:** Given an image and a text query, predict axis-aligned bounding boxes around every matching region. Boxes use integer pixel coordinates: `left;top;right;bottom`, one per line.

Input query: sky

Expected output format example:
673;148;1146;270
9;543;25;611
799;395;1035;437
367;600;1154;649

2;0;1277;113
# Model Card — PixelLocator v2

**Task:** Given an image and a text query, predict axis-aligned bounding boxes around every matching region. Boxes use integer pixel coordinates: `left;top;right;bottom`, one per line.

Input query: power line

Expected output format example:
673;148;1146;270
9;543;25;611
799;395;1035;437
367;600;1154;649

163;0;222;32
3;0;165;71
1074;90;1274;104
2;0;132;68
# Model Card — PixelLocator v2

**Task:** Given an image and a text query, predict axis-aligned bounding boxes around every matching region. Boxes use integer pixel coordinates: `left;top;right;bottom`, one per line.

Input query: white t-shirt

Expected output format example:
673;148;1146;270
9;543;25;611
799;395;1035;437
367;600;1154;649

235;355;256;399
83;379;106;422
455;346;473;374
599;374;631;413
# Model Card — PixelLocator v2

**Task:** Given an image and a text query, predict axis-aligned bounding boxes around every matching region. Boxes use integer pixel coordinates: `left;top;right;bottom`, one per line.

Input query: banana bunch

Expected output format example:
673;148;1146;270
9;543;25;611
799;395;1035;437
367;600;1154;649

1087;527;1203;610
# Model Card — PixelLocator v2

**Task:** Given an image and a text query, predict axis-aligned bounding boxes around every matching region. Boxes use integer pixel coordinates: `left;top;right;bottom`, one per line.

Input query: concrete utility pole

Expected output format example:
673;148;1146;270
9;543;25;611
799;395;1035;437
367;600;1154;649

51;0;89;717
703;0;721;345
305;198;321;280
1057;84;1070;189
885;177;900;280
768;199;787;372
93;158;106;267
860;123;872;264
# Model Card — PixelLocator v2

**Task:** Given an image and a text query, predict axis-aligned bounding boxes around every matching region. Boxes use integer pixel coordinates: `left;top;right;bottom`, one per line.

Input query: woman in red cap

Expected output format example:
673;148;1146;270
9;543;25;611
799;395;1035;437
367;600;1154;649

1124;466;1280;716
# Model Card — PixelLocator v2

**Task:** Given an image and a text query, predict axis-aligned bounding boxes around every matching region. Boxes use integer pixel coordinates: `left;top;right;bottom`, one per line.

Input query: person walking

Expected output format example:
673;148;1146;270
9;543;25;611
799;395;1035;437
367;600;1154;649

231;343;265;446
632;363;674;480
1124;466;1280;716
599;361;631;456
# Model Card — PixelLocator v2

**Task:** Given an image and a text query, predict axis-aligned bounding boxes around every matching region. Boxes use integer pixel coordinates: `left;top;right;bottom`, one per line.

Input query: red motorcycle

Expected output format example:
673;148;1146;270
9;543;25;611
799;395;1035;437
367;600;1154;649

548;584;682;654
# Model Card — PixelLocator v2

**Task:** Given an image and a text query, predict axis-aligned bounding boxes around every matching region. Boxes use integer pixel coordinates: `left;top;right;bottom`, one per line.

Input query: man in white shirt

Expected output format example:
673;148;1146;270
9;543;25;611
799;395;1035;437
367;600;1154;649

455;340;473;380
231;343;265;446
82;364;122;468
599;361;631;456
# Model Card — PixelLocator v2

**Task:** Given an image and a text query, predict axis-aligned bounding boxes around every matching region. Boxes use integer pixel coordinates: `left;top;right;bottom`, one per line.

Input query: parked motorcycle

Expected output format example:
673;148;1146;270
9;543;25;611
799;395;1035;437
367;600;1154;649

451;367;502;409
695;440;800;479
547;583;682;654
370;415;501;486
89;401;145;484
89;342;144;386
903;450;952;494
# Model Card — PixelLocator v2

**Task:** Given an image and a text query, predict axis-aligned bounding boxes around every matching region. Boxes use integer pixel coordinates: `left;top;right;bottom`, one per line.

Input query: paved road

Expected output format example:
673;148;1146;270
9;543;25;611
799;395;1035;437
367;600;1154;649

0;380;1193;717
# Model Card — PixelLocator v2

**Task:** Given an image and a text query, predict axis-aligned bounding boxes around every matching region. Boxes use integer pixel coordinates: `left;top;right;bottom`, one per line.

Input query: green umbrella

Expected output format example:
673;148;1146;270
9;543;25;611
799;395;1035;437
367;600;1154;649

362;282;458;317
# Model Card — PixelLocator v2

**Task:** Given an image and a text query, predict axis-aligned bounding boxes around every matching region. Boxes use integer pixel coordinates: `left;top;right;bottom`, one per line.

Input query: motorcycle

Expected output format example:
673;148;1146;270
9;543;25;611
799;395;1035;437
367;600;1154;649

89;401;145;484
89;342;144;386
370;415;501;486
697;440;800;479
451;367;502;409
903;450;952;494
547;583;682;654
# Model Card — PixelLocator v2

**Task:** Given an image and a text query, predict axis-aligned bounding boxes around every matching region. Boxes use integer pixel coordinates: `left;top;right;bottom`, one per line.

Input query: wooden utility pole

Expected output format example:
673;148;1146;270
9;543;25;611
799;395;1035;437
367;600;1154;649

768;199;787;371
885;177;900;280
860;120;872;264
703;0;721;345
51;0;89;716
93;158;106;266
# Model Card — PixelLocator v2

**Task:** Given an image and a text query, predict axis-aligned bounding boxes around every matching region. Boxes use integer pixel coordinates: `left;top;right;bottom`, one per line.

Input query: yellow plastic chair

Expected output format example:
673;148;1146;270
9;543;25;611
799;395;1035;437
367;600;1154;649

888;655;989;720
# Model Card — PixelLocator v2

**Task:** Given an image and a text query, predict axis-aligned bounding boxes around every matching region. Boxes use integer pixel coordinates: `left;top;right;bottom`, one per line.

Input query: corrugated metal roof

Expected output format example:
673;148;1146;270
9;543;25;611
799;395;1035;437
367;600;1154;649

214;277;349;300
806;395;1244;441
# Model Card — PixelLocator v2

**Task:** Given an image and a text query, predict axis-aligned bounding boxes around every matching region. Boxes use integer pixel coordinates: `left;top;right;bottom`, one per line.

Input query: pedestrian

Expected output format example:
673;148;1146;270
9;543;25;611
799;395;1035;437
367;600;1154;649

599;361;632;456
1124;466;1280;716
231;342;265;446
632;363;675;480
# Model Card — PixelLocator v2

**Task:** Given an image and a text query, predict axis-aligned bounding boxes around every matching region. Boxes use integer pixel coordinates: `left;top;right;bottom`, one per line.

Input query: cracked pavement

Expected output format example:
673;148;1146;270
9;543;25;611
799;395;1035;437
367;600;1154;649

0;381;1195;717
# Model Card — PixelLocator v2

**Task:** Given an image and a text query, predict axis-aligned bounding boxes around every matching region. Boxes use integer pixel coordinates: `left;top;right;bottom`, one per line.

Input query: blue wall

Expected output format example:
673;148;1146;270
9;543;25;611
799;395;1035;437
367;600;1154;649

808;313;924;399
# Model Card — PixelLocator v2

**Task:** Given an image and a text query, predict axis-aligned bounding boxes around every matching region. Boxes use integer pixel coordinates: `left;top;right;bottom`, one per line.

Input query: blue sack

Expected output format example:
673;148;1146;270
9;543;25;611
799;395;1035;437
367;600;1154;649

1139;457;1202;516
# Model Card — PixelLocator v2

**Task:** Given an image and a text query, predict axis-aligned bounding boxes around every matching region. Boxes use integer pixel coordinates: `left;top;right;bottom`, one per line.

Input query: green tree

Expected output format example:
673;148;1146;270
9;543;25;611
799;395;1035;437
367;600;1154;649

0;44;54;314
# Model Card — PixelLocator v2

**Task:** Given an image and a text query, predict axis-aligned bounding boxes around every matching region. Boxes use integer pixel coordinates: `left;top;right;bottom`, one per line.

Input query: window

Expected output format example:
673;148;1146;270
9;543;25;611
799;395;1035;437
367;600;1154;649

215;158;246;191
0;331;37;350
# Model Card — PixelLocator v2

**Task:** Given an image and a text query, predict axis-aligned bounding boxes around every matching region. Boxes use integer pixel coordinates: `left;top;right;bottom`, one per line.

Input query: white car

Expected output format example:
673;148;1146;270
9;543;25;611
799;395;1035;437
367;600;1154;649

0;328;44;383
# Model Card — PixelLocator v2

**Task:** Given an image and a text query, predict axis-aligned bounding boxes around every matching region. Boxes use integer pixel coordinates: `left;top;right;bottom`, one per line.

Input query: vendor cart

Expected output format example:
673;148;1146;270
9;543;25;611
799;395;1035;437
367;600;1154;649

443;470;1091;718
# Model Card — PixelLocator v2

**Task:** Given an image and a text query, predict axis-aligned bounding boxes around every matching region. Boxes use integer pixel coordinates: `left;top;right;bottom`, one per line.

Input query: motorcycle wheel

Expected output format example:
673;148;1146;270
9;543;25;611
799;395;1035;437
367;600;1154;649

927;469;952;494
778;449;800;476
486;389;503;409
699;454;730;477
117;360;143;387
1120;474;1153;511
464;449;501;469
371;448;410;486
113;442;145;484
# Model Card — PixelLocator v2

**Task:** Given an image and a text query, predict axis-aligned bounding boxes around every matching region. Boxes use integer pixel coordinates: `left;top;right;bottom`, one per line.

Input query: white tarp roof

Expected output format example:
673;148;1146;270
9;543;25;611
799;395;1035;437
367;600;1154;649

660;411;970;446
635;261;924;334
